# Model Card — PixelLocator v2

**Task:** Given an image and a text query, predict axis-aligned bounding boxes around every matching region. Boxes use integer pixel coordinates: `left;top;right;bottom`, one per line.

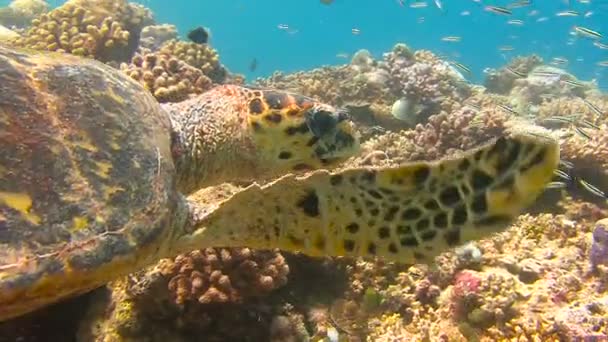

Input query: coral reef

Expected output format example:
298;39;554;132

10;0;151;62
381;44;471;122
0;0;49;29
158;39;226;83
256;43;473;136
484;54;543;94
120;51;213;103
139;23;177;51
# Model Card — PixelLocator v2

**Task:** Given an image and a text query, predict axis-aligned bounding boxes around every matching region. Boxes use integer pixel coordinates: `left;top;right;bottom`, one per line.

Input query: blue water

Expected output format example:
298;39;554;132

4;0;608;86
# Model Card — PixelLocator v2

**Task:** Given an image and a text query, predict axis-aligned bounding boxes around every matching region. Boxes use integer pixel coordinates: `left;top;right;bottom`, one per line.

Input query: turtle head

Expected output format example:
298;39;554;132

245;89;360;172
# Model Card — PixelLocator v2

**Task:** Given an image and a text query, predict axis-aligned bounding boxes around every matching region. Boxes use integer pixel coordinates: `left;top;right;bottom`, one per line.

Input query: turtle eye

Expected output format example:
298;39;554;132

305;108;338;138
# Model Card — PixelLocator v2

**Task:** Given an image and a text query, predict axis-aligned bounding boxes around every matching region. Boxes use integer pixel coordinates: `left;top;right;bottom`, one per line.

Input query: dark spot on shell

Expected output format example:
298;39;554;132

421;230;437;241
424;200;439;210
265;113;283;124
265;91;289;109
402;208;422;220
367;190;382;199
278;151;292;160
361;170;376;183
413;166;431;185
330;175;343;186
370;208;380;216
379;188;395;195
439;186;461;207
384;206;399;222
474;150;483;161
453;206;468;225
471;194;487;214
297;190;319;217
416;218;431;232
367;243;377;255
343;239;355;252
397;225;412;235
458;158;470;171
346;223;359;234
378;226;391;239
471;169;494;190
496;139;520;173
249;98;264;114
400;236;419;247
434;212;448;229
388;243;398;254
444;229;460;246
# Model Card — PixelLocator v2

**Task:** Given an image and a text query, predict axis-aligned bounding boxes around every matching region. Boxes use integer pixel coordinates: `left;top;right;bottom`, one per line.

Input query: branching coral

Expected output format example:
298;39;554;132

120;51;213;103
158;39;226;83
10;0;149;62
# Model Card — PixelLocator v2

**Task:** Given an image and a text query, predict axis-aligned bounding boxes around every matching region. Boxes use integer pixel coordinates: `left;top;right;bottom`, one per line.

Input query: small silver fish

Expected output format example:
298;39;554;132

574;126;593;140
554;169;572;181
546;181;569;189
579;179;606;198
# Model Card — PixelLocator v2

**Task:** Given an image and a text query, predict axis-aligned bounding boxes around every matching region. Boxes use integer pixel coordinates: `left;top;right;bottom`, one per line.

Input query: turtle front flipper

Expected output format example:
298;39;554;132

174;126;559;263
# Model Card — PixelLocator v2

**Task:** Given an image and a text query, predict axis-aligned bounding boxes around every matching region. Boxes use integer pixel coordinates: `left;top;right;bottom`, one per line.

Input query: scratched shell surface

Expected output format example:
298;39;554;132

0;46;178;291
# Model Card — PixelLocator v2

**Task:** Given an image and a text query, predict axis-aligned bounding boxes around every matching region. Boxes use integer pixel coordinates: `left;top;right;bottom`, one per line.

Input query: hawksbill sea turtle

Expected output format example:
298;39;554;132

0;44;559;321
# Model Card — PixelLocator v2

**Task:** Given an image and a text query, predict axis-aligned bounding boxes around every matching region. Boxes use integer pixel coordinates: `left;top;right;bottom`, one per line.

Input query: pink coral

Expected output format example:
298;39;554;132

450;271;482;320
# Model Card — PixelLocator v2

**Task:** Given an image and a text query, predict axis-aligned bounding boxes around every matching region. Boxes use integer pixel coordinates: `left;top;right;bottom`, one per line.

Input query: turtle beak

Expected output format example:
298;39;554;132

305;106;360;163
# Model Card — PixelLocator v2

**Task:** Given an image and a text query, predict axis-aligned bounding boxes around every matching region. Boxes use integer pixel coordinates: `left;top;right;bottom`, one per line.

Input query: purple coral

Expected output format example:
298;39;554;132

590;220;608;273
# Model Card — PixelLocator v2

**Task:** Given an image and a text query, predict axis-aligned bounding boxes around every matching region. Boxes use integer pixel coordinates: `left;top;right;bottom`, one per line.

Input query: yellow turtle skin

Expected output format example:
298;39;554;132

0;44;560;323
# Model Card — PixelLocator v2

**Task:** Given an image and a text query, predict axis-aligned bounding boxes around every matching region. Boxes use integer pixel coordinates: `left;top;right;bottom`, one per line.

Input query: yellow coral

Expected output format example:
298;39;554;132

120;51;213;103
10;0;147;62
158;39;226;83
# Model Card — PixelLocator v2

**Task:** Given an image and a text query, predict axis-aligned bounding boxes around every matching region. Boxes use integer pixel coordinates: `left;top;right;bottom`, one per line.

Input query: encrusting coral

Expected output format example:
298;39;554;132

120;51;214;103
10;0;150;62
